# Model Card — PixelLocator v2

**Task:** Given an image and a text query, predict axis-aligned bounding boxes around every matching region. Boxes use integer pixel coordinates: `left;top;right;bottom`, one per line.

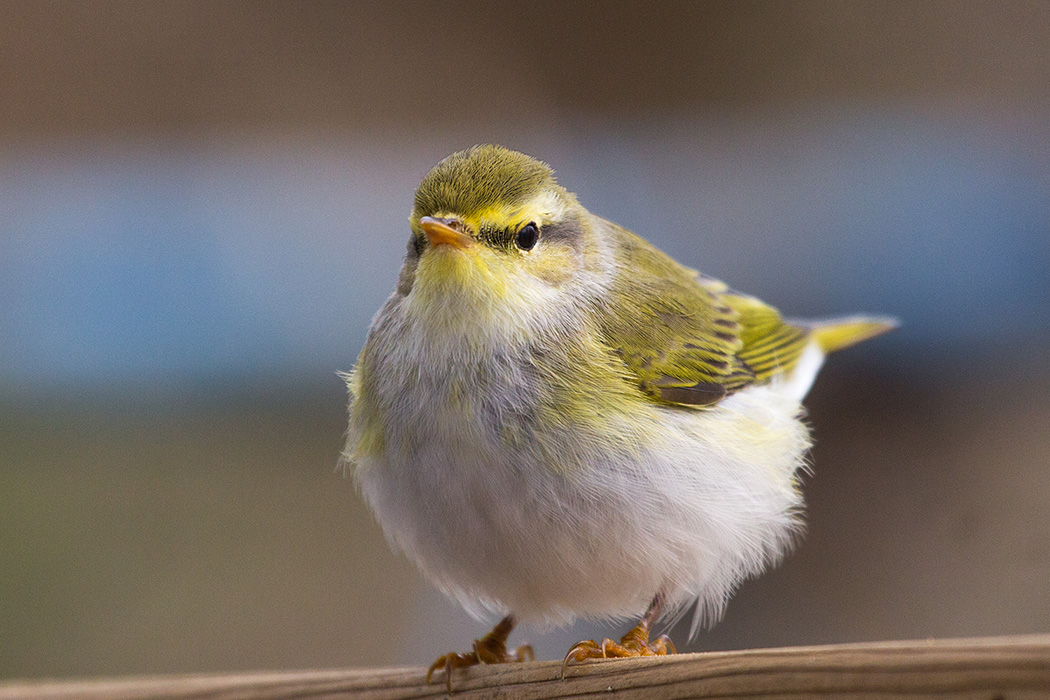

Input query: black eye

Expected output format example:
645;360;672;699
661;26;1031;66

515;222;540;250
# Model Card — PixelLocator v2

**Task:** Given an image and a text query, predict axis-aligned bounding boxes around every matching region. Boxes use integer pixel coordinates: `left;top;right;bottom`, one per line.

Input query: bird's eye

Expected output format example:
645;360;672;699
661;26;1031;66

515;222;540;250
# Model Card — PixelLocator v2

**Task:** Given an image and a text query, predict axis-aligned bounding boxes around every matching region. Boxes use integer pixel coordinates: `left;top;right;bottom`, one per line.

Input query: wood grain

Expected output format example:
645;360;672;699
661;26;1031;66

4;635;1050;699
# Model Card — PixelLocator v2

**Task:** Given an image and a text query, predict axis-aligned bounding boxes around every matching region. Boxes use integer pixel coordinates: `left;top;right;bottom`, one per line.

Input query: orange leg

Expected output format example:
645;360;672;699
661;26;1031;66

562;594;677;676
426;615;534;694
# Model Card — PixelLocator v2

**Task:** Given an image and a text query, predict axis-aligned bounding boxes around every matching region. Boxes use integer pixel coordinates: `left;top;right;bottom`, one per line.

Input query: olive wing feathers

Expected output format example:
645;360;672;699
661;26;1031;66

595;221;811;407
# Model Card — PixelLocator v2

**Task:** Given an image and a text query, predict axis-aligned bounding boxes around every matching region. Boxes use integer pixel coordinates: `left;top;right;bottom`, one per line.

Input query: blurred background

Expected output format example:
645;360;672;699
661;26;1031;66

3;0;1049;680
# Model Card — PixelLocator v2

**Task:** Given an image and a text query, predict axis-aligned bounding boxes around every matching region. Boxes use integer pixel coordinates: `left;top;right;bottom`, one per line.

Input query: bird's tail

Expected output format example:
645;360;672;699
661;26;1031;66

808;316;899;354
776;315;897;402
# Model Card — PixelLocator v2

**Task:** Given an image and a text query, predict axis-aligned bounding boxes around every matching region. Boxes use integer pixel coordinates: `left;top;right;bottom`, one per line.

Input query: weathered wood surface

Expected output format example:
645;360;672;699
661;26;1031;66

4;635;1050;699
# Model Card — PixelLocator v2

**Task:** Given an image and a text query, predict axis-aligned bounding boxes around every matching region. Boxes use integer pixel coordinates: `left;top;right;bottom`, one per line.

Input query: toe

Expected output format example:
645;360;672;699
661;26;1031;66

561;640;597;676
425;651;476;694
511;643;535;663
650;634;677;655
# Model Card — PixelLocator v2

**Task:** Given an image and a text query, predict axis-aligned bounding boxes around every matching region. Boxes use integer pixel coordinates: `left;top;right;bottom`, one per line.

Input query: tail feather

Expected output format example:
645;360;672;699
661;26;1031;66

807;316;899;354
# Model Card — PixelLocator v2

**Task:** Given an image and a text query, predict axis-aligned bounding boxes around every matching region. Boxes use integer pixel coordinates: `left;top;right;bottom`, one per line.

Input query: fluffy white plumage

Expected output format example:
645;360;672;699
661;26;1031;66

347;250;820;633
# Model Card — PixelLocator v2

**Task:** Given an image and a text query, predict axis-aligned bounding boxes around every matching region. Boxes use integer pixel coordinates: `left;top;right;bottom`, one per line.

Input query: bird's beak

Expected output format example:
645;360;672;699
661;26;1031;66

419;216;472;249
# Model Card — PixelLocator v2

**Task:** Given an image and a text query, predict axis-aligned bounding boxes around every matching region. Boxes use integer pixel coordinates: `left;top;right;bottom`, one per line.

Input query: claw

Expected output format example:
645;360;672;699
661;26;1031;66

424;616;533;693
561;594;677;676
652;633;677;655
426;652;467;694
561;639;603;678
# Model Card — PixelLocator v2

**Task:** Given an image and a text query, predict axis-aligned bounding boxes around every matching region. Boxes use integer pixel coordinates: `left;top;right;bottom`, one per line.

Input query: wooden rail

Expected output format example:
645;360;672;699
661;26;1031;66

3;635;1050;699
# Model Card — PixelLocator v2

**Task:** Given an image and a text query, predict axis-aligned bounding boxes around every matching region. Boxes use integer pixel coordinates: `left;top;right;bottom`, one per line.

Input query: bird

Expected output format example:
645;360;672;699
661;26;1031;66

342;144;895;691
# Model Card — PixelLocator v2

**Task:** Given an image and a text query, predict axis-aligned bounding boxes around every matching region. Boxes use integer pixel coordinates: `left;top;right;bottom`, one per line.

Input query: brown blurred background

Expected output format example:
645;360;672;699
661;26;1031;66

2;0;1049;680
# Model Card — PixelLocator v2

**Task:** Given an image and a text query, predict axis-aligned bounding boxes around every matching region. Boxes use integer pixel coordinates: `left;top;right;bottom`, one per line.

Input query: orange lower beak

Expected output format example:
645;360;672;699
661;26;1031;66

419;216;472;249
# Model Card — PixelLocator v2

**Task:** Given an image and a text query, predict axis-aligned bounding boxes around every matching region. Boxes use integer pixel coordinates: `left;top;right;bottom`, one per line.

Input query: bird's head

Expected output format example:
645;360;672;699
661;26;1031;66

399;145;608;339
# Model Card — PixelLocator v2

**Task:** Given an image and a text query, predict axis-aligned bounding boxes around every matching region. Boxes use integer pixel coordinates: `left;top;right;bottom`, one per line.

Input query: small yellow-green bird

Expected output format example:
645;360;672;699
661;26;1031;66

344;145;895;689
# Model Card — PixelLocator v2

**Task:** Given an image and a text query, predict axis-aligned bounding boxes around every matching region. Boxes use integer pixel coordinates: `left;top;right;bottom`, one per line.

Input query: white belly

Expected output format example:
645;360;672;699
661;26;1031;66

355;371;812;630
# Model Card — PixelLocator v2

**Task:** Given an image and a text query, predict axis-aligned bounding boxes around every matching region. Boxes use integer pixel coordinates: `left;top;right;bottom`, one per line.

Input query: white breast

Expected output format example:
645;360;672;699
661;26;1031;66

354;334;817;632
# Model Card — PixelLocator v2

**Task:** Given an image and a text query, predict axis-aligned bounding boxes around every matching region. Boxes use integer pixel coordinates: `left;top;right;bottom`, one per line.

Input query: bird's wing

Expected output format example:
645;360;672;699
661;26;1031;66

595;221;810;406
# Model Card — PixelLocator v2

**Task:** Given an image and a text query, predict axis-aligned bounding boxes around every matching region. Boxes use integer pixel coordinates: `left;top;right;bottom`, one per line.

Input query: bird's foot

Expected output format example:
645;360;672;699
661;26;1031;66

561;622;676;675
561;594;676;677
426;615;533;693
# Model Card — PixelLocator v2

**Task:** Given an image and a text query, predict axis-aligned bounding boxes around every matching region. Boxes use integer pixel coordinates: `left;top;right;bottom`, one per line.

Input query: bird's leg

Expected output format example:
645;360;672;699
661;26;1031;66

561;593;677;676
426;615;534;693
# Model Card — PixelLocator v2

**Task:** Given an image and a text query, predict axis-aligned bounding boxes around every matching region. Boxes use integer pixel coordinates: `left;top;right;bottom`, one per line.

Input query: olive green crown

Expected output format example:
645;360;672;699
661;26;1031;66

413;145;563;220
